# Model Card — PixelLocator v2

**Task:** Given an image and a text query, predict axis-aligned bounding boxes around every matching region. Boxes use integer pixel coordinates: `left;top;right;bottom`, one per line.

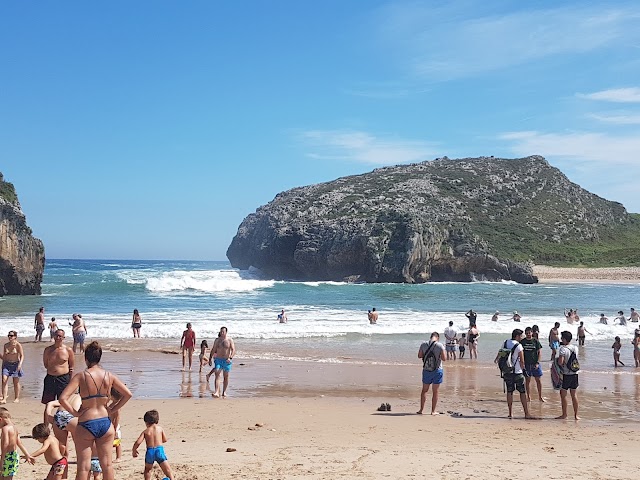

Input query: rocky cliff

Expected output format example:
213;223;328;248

0;174;45;295
227;156;640;284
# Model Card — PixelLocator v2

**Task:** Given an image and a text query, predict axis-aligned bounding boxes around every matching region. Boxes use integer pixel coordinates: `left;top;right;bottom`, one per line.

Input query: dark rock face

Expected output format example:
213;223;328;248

0;175;45;295
227;156;635;284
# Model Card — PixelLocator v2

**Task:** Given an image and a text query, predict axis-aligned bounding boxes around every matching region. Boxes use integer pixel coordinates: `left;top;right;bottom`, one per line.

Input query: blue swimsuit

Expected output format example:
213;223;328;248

78;370;112;439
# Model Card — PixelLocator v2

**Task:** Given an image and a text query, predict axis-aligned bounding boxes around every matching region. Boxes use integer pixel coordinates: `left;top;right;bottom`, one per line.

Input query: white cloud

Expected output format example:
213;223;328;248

499;130;640;166
375;4;640;80
587;113;640;124
578;88;640;103
298;129;437;165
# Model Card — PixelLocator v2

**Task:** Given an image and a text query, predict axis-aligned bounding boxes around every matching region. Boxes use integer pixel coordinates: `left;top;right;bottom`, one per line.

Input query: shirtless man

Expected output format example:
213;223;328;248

207;327;236;398
630;308;639;323
180;323;196;371
34;307;46;342
42;329;74;405
70;314;87;353
549;322;560;361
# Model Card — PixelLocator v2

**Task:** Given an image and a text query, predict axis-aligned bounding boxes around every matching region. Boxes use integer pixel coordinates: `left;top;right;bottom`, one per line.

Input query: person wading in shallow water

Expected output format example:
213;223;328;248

207;327;236;398
180;323;196;371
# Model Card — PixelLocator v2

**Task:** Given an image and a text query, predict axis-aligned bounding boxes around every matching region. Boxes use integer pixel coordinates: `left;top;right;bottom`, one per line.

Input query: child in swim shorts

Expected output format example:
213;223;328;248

132;409;174;479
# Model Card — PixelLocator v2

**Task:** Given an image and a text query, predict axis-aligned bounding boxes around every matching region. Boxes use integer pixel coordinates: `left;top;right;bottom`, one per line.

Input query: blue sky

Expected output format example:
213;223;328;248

2;1;640;260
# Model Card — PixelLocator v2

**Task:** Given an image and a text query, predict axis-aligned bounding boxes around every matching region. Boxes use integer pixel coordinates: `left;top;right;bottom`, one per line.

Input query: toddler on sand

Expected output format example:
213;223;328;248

132;409;174;480
28;423;68;480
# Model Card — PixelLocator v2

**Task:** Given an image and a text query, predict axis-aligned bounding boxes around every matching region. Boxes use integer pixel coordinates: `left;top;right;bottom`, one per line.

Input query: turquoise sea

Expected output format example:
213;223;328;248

1;259;639;370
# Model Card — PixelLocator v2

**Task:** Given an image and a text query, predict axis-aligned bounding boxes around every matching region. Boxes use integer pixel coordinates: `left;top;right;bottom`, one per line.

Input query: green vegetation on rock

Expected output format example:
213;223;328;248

0;178;18;205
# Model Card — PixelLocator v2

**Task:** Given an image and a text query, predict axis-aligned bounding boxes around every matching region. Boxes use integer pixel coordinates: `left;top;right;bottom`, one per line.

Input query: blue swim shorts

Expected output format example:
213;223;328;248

73;332;86;343
445;344;456;353
214;358;232;372
422;368;443;385
524;364;543;378
145;445;168;465
2;361;23;378
550;341;560;350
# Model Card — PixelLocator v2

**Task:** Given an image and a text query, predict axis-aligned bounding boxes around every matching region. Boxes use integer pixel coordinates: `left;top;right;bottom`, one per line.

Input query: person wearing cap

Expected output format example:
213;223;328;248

512;311;521;322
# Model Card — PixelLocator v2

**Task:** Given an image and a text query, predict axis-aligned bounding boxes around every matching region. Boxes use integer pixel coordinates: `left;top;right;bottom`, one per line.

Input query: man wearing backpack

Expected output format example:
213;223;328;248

417;332;446;415
495;329;531;419
556;330;580;420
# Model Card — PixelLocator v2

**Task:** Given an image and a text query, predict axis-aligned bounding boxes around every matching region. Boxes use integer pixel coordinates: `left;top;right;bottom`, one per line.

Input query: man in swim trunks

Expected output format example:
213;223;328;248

34;307;46;342
42;329;75;404
207;326;236;398
444;321;457;360
70;314;88;353
549;322;560;361
180;323;196;371
630;308;639;323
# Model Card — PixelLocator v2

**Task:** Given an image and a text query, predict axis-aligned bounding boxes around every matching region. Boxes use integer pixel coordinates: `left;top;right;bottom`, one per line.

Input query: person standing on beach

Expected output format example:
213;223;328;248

42;329;74;405
207;327;235;398
131;309;142;338
549;322;560;361
577;322;591;346
35;307;46;342
632;331;640;368
417;331;446;415
495;329;531;419
71;314;88;353
521;327;545;403
612;336;625;367
49;318;58;341
444;321;457;360
1;331;24;404
180;323;196;371
465;309;477;328
467;324;479;359
556;331;580;420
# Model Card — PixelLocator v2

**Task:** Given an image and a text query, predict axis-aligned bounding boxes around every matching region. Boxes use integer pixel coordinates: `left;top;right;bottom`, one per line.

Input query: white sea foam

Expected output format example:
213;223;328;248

113;269;277;294
4;308;638;341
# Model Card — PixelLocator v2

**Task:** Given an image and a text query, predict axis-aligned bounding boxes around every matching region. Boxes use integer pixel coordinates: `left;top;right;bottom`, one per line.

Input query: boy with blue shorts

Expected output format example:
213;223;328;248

417;332;446;415
132;409;174;480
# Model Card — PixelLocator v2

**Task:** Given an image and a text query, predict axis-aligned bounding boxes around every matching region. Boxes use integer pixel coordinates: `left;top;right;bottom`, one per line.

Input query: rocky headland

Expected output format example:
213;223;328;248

227;156;640;284
0;174;45;295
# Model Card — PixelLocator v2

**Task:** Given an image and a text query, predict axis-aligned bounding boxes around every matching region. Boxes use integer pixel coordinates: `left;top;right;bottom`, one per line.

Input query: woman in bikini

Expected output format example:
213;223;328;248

131;309;142;338
1;330;24;404
59;341;132;480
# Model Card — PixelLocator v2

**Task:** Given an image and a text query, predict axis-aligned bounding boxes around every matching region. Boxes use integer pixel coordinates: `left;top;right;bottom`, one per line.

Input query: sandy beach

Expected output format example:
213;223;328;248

533;265;640;283
5;395;640;480
2;340;640;479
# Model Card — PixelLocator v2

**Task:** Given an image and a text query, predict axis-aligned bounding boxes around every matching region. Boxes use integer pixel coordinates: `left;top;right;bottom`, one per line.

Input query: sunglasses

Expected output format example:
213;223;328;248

8;334;16;338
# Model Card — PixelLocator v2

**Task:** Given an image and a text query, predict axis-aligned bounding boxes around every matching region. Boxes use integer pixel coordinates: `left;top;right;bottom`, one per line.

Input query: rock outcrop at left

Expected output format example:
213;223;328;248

0;174;45;295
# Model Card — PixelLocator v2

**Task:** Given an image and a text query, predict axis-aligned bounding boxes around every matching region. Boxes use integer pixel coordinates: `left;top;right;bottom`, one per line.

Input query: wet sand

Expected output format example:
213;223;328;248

12;339;640;423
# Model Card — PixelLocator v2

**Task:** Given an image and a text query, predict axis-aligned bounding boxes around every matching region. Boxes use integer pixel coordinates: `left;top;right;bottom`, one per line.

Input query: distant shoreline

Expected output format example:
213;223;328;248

533;265;640;284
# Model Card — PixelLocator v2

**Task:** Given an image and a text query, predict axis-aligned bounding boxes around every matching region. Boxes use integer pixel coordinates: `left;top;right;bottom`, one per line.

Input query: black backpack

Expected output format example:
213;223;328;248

422;342;438;372
567;347;580;372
